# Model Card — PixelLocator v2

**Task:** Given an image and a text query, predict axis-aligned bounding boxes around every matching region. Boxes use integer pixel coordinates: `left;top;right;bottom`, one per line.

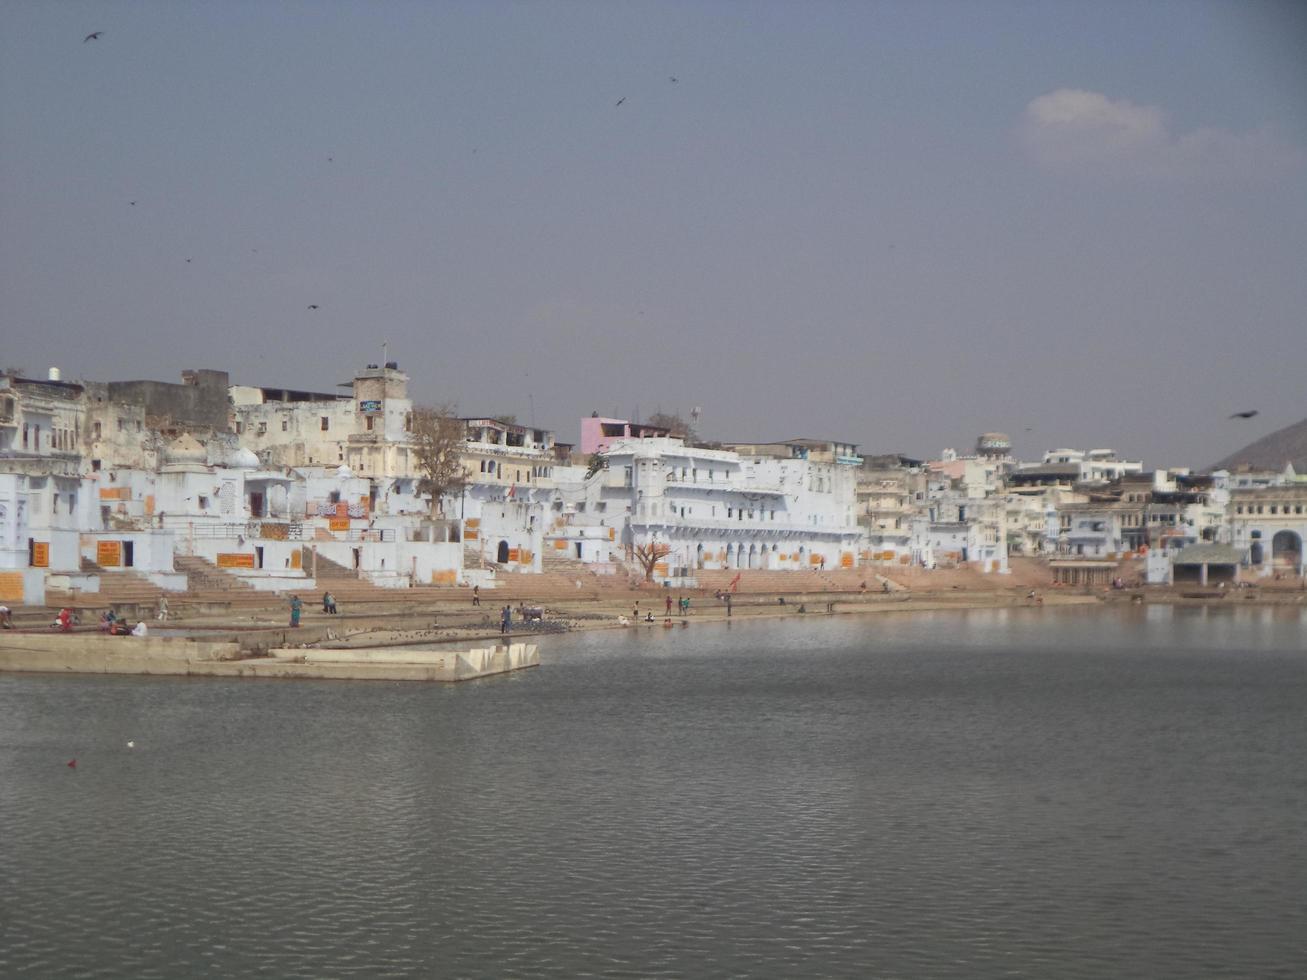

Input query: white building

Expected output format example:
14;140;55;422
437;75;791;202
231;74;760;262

553;437;862;583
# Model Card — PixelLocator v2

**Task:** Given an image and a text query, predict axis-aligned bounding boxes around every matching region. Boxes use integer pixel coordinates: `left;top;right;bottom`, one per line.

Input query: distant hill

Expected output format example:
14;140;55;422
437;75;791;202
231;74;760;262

1208;416;1307;473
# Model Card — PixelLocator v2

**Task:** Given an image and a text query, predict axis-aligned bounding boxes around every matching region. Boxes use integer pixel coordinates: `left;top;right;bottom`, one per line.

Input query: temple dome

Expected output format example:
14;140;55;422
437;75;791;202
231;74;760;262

227;447;260;469
163;434;207;466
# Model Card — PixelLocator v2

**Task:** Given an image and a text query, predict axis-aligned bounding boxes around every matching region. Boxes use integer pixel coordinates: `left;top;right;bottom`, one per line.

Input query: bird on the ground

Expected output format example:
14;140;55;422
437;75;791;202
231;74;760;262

615;96;626;106
1229;410;1259;419
307;304;320;310
83;31;103;43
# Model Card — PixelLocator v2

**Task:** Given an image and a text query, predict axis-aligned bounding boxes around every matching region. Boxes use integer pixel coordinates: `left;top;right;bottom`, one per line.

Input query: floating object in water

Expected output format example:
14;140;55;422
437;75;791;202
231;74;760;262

126;741;135;749
67;759;77;768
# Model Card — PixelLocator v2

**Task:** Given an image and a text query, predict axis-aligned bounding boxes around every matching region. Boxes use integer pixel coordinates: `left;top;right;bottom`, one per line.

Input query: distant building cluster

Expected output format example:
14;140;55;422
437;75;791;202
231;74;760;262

1;364;1303;604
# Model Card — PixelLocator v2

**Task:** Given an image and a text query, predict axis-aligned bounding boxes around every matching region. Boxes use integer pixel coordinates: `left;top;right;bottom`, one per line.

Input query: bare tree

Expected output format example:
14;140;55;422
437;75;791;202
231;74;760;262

632;541;671;582
411;404;468;519
646;411;697;444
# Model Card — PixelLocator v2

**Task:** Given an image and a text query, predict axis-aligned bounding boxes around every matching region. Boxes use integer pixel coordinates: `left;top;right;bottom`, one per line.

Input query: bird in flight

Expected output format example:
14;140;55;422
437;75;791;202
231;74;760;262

83;31;103;43
1229;410;1259;419
669;76;678;83
307;304;320;310
185;258;192;263
129;201;136;206
615;96;626;107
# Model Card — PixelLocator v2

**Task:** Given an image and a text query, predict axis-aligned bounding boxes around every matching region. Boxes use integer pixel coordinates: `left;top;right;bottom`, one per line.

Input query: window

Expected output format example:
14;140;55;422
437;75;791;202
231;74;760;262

91;459;101;472
93;421;101;440
281;419;288;432
321;417;330;431
198;495;208;510
257;422;267;435
117;418;126;431
235;421;244;435
365;416;374;431
135;420;142;432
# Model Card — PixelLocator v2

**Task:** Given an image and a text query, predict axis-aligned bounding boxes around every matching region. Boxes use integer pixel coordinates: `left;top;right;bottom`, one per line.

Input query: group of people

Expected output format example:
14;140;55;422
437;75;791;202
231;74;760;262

94;608;147;635
662;595;692;616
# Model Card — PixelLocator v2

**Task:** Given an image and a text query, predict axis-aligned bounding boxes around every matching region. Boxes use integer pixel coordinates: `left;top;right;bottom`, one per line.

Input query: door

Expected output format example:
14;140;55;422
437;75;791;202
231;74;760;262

254;546;264;569
123;541;135;567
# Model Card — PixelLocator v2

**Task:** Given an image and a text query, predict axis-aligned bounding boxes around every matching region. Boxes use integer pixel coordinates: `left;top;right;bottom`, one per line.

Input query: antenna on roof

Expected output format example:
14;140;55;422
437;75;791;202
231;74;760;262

381;340;388;367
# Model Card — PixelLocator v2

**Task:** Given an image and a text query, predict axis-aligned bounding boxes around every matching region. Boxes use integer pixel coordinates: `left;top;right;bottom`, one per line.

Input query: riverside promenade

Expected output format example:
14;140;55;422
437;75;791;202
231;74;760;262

4;558;1301;680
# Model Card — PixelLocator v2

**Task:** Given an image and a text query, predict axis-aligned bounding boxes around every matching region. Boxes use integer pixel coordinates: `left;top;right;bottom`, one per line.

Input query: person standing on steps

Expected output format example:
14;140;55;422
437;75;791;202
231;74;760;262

289;594;302;628
500;604;511;635
472;585;481;606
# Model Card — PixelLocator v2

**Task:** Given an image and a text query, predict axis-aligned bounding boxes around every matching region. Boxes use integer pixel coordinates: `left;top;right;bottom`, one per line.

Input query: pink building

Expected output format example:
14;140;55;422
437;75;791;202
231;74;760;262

579;416;670;456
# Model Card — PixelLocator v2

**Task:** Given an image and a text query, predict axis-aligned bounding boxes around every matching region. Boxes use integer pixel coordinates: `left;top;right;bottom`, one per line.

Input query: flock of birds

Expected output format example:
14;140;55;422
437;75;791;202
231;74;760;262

79;29;683;317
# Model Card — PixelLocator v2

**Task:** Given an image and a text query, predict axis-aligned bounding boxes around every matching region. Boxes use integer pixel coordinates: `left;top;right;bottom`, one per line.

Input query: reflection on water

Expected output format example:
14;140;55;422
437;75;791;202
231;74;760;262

2;605;1305;978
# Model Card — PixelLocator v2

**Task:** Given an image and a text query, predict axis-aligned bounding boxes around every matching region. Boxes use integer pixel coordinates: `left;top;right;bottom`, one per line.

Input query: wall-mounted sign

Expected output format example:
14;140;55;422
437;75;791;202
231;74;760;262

30;542;50;567
216;553;255;568
97;540;122;567
359;400;382;414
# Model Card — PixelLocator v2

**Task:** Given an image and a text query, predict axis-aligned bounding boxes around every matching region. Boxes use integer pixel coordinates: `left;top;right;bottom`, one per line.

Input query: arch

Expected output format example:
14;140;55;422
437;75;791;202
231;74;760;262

696;542;704;568
748;544;759;569
497;540;510;563
1271;530;1302;569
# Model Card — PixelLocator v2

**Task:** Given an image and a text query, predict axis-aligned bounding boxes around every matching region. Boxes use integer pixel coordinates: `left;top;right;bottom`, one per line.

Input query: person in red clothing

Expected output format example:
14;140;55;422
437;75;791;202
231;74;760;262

56;607;73;632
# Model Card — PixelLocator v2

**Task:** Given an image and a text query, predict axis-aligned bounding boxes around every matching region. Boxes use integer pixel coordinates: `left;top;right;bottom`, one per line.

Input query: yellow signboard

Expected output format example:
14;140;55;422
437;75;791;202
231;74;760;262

216;553;255;569
30;542;49;567
289;550;302;569
328;517;350;532
99;486;130;501
96;540;122;567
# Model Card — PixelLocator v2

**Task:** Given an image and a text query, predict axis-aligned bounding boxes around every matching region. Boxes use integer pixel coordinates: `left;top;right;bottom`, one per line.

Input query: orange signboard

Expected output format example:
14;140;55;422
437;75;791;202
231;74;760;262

30;542;49;567
464;528;478;541
328;517;350;532
96;540;122;567
840;552;854;568
507;548;521;563
99;486;130;500
0;572;24;602
216;553;256;569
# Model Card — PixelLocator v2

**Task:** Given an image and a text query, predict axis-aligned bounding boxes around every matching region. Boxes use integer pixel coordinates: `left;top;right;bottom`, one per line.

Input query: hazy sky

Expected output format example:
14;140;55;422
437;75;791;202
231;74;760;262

2;1;1304;466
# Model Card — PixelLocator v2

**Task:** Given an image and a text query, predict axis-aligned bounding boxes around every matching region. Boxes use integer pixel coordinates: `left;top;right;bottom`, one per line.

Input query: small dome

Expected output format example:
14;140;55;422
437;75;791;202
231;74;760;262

228;447;260;469
164;434;207;465
336;464;354;480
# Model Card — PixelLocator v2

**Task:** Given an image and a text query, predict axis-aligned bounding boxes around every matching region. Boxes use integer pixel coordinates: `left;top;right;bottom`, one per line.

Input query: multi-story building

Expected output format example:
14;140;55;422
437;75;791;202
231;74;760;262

555;436;862;582
1228;486;1307;577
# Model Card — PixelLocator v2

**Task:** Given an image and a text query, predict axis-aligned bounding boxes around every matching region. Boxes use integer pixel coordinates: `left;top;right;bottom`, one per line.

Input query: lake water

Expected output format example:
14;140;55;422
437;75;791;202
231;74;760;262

2;605;1305;979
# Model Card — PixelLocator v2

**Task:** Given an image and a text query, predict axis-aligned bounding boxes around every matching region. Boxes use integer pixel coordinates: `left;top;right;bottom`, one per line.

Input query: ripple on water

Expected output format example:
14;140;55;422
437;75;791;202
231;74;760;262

2;608;1306;978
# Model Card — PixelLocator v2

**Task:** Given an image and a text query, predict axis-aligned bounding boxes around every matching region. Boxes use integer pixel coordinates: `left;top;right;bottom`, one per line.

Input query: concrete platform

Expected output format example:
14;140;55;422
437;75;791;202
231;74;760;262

0;634;538;683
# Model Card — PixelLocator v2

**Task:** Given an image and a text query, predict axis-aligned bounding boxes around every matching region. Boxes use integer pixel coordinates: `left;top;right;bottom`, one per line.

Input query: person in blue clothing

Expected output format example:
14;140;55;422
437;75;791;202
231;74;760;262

290;594;302;627
500;605;511;634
